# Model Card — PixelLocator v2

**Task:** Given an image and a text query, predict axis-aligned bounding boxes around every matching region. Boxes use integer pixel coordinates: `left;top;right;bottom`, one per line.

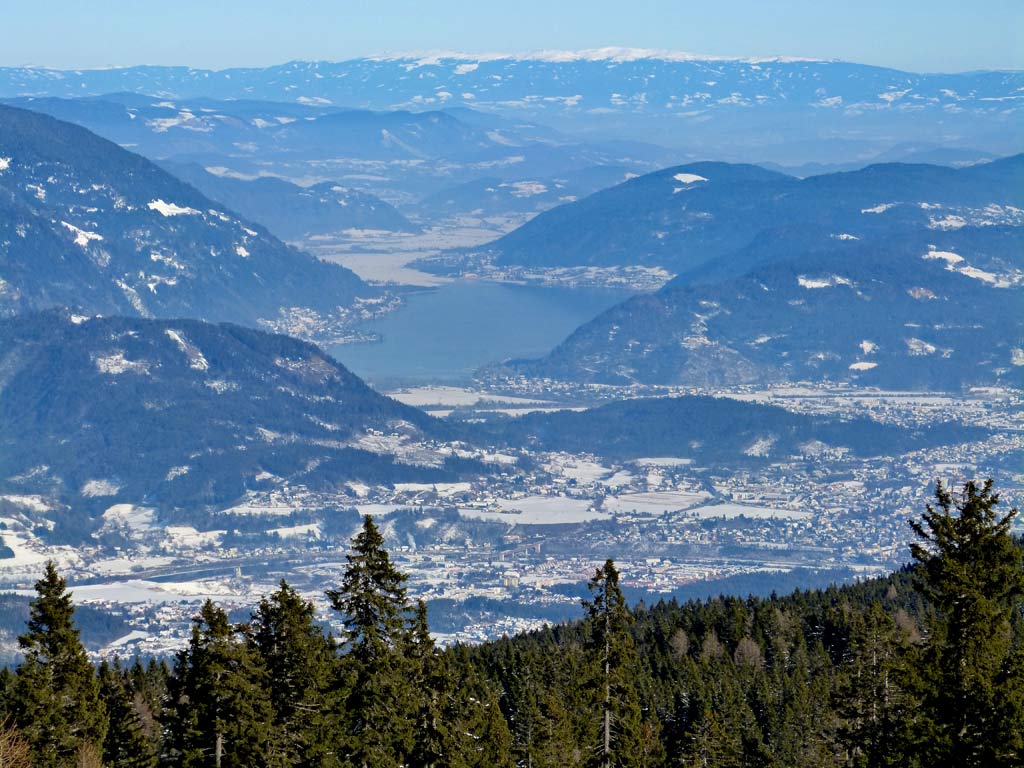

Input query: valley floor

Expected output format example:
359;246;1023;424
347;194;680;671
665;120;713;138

0;381;1018;660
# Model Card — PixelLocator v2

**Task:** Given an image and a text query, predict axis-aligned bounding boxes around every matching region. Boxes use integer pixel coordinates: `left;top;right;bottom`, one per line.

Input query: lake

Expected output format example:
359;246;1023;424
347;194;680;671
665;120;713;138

329;280;633;385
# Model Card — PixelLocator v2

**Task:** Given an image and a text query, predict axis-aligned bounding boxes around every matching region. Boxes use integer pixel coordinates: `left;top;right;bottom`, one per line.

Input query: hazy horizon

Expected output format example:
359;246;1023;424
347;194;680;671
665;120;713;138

6;1;1022;73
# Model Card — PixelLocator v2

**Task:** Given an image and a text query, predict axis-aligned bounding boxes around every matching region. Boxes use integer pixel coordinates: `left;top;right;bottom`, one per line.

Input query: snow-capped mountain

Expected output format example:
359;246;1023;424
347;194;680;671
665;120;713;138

0;104;373;330
1;51;1020;162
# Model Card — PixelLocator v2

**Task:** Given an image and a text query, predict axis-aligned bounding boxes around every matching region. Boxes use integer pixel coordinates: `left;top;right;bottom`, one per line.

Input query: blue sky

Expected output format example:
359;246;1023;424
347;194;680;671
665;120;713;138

7;1;1021;72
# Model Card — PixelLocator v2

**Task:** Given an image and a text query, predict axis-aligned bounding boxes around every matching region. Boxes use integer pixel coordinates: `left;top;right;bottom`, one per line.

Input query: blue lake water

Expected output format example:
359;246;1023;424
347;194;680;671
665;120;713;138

329;280;633;386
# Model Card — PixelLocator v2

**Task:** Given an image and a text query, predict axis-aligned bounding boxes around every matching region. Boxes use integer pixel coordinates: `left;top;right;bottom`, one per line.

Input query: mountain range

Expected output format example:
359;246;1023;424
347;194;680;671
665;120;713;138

426;155;1024;278
0;311;985;547
0;104;372;330
1;52;1020;162
1;94;675;209
488;223;1024;389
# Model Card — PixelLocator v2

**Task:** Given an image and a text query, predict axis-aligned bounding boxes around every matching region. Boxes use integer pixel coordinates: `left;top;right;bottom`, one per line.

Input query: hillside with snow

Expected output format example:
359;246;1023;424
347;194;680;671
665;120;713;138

0;104;374;333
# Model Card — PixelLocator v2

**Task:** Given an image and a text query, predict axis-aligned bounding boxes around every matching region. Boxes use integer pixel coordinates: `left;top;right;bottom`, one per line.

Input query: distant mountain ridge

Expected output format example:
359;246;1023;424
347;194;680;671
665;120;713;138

1;94;674;208
0;104;372;330
159;162;418;241
1;53;1020;162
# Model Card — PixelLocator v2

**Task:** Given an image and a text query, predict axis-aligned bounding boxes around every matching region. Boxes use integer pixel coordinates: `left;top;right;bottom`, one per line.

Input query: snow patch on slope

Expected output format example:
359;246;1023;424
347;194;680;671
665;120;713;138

673;172;708;185
861;203;895;214
61;221;103;248
94;352;150;375
922;250;964;266
82;479;120;497
798;275;853;289
164;329;209;371
905;338;937;356
148;199;200;217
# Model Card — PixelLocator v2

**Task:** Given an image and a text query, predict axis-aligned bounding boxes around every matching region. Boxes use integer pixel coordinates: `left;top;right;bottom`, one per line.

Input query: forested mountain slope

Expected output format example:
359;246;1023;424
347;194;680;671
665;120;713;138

0;104;371;328
0;312;484;539
488;395;982;462
491;225;1024;389
161;162;418;241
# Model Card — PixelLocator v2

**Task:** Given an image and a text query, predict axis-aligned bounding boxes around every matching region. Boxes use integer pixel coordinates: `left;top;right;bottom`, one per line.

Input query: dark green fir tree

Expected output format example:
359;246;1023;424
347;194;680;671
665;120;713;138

582;559;659;768
10;561;107;768
327;515;416;767
98;659;158;768
250;580;339;766
909;479;1024;767
164;600;282;768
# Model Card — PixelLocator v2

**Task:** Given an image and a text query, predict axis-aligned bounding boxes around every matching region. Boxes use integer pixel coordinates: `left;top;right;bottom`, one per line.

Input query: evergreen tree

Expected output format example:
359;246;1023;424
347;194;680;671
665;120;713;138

462;680;514;768
250;580;338;766
99;659;158;768
164;600;282;768
582;560;653;768
326;516;415;767
909;479;1024;766
125;657;169;753
422;645;513;768
535;687;585;768
326;516;409;663
679;697;744;768
10;561;107;768
406;600;453;768
502;647;548;768
834;602;917;767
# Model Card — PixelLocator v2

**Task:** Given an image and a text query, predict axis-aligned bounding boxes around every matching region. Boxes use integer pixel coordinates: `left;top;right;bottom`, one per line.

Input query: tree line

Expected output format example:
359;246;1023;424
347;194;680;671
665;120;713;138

0;480;1021;767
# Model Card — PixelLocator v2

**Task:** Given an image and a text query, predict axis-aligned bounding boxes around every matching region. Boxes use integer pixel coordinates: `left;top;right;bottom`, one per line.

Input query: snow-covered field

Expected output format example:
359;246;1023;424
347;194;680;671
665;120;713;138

547;457;612;484
309;217;523;285
355;503;416;518
89;555;176;576
459;496;608;524
11;578;247;605
393;481;473;496
603;491;711;516
389;386;551;408
630;457;694;467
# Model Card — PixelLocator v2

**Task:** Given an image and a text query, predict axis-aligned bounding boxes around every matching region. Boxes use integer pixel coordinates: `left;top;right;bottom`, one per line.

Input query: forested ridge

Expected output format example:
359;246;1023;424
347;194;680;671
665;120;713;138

1;480;1021;767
